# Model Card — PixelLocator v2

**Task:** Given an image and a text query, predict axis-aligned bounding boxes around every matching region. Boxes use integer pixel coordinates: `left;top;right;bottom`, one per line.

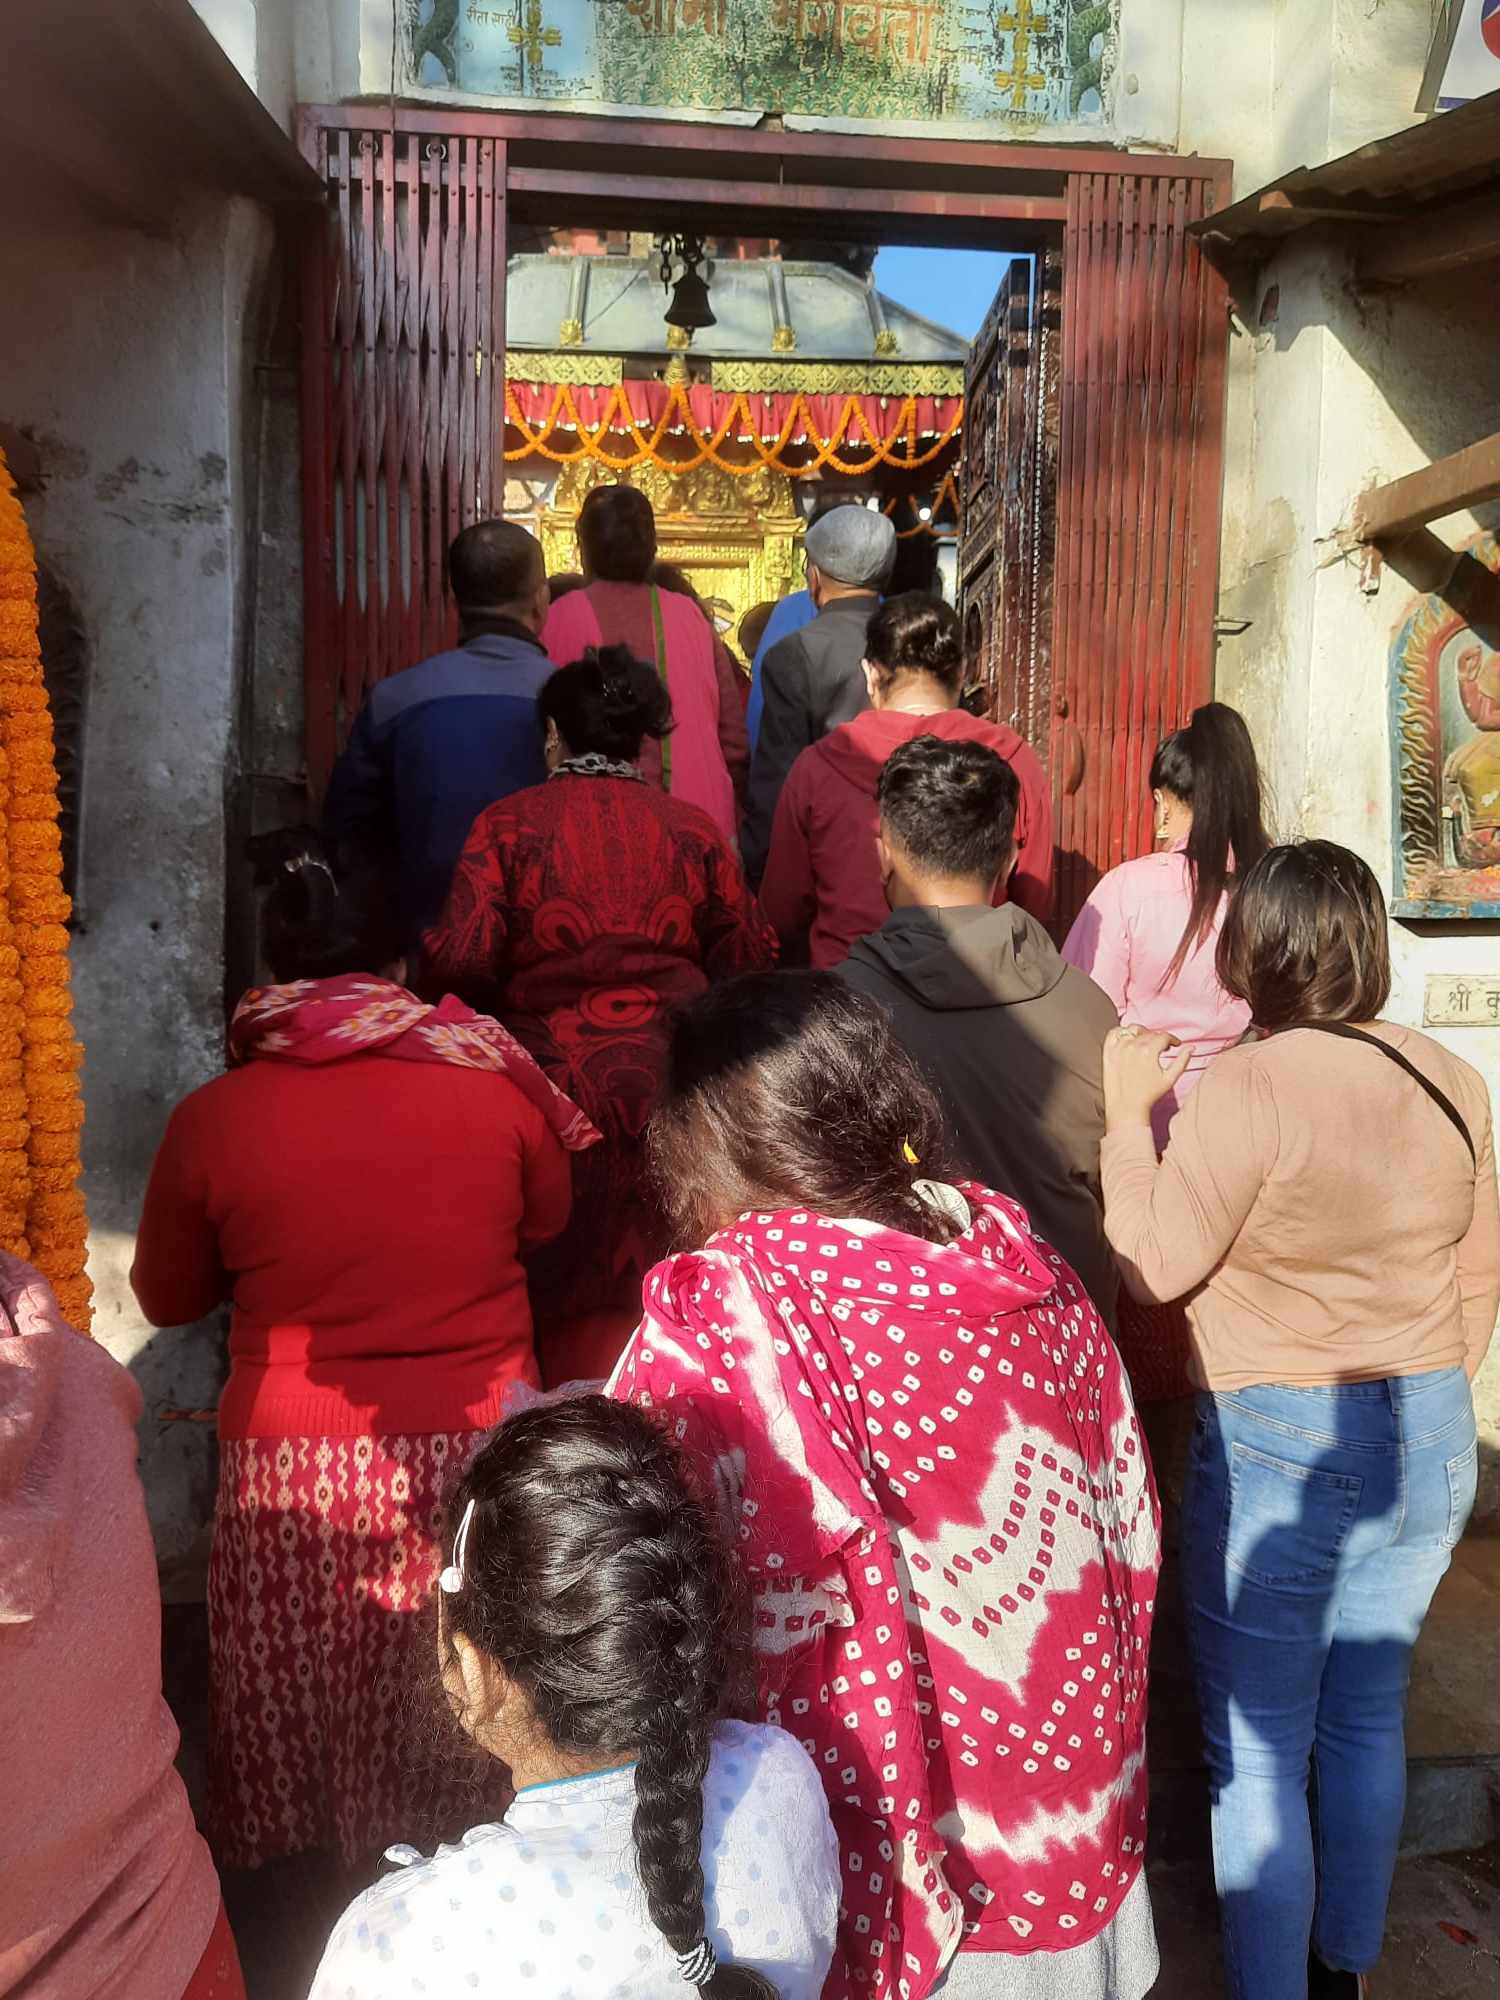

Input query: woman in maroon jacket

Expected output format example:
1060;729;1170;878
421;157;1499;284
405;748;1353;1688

132;832;596;1875
757;593;1053;968
425;645;775;1385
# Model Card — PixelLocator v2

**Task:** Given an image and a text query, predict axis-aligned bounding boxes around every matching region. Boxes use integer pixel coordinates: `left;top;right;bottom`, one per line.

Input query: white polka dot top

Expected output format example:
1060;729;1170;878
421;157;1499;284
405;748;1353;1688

308;1719;840;2000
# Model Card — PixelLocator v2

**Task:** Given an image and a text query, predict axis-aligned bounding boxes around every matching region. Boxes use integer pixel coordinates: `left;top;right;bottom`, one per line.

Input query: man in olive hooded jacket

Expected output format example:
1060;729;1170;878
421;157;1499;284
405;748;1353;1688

838;734;1120;1330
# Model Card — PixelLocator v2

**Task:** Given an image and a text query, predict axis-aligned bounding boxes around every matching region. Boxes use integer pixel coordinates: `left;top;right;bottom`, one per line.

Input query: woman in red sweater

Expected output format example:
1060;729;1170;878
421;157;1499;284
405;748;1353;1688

132;832;597;1875
426;645;775;1384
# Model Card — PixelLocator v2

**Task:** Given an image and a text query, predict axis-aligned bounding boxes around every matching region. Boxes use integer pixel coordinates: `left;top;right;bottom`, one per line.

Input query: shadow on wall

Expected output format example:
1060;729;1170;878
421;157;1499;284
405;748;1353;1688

85;1224;228;1572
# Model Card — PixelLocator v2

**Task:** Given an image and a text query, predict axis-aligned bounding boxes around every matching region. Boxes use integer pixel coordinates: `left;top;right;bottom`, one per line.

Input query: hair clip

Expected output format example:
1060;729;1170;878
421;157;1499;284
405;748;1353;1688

282;853;337;884
676;1939;718;1987
438;1497;476;1595
901;1138;920;1166
913;1178;972;1234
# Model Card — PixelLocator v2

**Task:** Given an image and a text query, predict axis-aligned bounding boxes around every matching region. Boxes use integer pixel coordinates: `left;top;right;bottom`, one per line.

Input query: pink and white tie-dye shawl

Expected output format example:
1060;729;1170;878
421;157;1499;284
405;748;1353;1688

612;1186;1160;2000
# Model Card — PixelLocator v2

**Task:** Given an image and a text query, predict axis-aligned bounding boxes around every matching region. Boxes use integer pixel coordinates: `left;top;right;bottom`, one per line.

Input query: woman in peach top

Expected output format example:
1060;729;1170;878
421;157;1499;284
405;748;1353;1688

1099;841;1499;2000
1062;702;1270;1400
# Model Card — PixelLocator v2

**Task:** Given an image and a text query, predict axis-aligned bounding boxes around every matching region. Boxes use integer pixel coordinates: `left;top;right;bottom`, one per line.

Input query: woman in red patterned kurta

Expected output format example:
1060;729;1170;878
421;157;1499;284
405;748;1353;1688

426;646;774;1382
132;832;598;1873
611;972;1161;2000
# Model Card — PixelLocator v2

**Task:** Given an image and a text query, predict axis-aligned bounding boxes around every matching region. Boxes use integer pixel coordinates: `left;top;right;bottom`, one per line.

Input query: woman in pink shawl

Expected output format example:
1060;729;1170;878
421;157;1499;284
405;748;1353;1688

611;972;1161;2000
133;832;598;1878
542;483;747;843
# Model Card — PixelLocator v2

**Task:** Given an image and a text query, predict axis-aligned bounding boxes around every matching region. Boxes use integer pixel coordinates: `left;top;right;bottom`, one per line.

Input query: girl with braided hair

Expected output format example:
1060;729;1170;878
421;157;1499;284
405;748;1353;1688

309;1395;839;2000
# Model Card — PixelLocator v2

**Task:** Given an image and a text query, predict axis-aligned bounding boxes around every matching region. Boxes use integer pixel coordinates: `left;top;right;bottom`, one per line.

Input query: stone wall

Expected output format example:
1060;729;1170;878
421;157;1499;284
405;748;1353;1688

0;190;278;1556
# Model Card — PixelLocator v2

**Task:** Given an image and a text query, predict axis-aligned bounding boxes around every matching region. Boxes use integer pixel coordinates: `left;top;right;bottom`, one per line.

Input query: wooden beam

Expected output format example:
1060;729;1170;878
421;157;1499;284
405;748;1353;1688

1358;190;1500;285
1257;188;1413;225
504;164;1068;231
1354;430;1500;542
300;101;1231;189
0;0;318;213
0;96;176;233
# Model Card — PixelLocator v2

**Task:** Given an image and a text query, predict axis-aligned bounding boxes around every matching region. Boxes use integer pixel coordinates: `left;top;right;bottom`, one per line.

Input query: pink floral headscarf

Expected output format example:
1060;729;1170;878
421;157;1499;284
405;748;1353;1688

230;975;600;1153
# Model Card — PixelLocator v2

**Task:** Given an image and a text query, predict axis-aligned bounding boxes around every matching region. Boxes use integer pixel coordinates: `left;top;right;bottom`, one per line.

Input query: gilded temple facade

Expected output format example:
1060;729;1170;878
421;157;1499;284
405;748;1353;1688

500;236;969;648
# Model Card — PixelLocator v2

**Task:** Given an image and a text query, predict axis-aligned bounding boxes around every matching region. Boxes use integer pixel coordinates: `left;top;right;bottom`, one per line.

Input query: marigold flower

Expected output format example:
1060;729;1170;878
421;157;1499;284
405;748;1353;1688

0;449;88;1325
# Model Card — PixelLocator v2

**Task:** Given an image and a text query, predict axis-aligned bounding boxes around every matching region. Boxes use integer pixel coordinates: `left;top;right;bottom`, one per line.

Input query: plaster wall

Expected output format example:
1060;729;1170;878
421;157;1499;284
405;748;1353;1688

189;0;348;130
0;193;275;1557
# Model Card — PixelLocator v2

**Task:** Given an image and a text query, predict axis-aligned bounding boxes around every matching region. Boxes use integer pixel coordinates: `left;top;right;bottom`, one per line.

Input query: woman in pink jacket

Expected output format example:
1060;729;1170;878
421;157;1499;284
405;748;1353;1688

1062;702;1270;1400
1;1251;244;2000
541;483;747;844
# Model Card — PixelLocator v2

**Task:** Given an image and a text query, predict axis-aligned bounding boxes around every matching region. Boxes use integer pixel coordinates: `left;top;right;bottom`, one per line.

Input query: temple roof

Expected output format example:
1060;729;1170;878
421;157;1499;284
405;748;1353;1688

505;253;969;366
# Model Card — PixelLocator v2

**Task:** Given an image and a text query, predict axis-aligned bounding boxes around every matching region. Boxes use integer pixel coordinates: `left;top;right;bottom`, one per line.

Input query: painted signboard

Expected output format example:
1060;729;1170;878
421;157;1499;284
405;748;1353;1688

377;0;1118;130
1425;974;1500;1026
1418;0;1500;110
1390;534;1500;919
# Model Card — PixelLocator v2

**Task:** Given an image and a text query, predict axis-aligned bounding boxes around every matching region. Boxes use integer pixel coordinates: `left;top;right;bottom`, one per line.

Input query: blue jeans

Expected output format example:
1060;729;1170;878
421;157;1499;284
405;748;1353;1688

1181;1369;1477;1999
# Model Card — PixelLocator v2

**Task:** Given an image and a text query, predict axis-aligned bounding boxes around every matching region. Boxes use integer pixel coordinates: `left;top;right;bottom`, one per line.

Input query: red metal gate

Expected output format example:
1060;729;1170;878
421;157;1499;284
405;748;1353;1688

1050;172;1228;926
958;249;1061;771
298;119;508;789
298;109;1229;877
960;173;1228;931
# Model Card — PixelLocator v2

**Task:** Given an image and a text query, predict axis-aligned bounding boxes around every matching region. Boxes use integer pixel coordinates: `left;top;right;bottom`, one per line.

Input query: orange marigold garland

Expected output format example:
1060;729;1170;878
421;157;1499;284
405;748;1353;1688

0;448;91;1328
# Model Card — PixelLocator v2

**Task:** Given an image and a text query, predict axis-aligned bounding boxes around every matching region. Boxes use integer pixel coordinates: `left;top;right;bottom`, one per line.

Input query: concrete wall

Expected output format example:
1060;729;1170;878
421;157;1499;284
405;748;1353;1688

190;0;348;128
0;190;277;1558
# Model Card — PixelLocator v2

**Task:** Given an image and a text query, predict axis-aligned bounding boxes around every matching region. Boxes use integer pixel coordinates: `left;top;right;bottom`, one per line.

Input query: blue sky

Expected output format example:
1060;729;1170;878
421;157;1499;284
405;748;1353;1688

874;247;1011;342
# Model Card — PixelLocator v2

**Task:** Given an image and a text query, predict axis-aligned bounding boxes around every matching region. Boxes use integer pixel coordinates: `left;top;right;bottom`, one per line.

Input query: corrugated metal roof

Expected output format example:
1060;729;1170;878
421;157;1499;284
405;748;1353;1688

1190;85;1500;263
505;254;968;362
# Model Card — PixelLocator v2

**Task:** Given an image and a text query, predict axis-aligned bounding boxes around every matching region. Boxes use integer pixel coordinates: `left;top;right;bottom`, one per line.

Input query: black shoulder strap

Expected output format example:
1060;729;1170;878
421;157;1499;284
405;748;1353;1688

1296;1021;1476;1167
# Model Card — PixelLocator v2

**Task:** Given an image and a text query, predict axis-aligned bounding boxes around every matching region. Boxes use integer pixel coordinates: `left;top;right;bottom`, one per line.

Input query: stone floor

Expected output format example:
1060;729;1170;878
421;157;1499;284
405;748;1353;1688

170;1537;1500;2000
1150;1844;1500;1997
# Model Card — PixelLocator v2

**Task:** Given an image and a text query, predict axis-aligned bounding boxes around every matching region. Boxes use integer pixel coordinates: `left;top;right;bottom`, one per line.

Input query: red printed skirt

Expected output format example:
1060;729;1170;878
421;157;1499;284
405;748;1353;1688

207;1428;487;1870
180;1903;246;2000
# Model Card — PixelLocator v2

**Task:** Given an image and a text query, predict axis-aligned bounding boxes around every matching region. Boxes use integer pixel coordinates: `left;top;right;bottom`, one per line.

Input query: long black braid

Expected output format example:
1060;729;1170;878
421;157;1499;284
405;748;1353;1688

440;1396;777;1999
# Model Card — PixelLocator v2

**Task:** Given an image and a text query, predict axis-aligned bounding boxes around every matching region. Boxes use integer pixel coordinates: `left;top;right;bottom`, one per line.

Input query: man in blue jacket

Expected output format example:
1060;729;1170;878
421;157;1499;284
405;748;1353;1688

323;520;553;944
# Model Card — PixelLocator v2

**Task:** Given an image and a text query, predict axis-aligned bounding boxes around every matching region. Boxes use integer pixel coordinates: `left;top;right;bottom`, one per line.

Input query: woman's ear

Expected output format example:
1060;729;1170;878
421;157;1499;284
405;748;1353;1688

442;1628;504;1745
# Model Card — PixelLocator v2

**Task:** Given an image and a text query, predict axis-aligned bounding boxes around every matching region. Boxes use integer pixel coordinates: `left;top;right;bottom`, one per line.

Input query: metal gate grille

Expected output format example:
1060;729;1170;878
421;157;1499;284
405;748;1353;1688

298;119;507;790
958;250;1061;765
1050;171;1228;928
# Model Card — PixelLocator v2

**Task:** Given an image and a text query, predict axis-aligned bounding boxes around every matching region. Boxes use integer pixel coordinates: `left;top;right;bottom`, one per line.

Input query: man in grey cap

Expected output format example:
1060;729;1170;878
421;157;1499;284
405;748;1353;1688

741;503;896;881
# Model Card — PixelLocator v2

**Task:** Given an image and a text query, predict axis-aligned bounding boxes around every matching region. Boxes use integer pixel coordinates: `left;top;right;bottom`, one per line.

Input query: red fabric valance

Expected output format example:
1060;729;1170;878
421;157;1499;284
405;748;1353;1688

506;378;962;445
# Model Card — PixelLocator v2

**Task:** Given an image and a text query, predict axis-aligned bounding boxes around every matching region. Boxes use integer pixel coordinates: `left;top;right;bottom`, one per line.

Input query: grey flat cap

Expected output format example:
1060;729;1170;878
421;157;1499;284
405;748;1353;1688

805;504;896;588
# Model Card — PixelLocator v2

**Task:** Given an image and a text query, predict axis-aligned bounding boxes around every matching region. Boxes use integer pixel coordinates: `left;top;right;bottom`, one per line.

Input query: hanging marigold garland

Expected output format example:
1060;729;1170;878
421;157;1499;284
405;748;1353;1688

504;382;963;476
0;448;91;1329
884;470;962;539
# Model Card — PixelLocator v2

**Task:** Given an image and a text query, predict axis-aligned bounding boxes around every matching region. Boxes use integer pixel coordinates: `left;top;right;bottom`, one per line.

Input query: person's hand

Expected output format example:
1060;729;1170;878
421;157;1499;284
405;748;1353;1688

1103;1026;1191;1131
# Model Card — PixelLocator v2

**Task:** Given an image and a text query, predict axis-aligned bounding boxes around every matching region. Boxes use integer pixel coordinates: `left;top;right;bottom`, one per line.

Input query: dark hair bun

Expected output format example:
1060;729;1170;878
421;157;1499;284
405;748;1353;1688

865;592;964;694
600;660;642;716
539;645;674;762
247;826;401;984
245;824;331;888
